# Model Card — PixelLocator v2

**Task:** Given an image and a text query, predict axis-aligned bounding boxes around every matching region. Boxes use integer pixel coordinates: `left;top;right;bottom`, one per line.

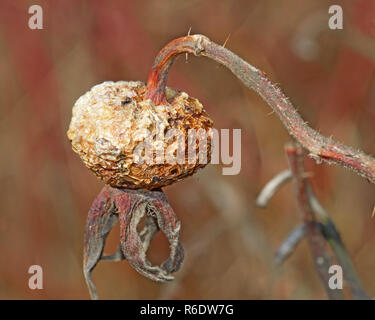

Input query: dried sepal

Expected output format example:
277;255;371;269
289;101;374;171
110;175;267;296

83;186;184;299
83;187;118;300
113;188;184;281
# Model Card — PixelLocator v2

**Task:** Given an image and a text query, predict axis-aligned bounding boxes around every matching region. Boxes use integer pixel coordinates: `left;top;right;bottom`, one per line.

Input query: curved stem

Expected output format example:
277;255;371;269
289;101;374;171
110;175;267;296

145;34;375;184
145;35;205;104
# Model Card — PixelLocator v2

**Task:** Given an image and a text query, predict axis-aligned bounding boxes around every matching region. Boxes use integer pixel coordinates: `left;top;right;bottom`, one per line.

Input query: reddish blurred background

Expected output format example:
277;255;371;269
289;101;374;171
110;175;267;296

0;0;374;299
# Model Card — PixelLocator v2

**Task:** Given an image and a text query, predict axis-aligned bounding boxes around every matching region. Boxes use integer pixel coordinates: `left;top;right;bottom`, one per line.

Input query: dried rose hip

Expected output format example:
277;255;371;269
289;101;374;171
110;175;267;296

67;81;213;189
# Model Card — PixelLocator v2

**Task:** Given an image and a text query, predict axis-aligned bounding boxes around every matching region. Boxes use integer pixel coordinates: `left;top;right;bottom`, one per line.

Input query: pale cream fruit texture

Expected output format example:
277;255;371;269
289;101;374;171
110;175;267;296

67;81;213;189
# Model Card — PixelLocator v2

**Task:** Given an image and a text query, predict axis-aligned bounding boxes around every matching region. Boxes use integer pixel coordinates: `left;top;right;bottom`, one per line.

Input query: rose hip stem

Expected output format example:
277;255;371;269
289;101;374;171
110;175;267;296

145;34;375;184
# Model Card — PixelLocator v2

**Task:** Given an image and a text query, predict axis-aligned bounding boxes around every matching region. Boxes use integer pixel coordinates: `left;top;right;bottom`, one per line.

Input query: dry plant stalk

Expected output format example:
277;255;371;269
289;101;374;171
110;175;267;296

257;166;368;299
285;143;344;300
285;144;368;299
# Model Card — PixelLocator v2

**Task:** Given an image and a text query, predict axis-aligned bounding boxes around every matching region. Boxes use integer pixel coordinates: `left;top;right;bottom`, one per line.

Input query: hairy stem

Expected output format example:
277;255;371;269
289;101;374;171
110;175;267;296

145;34;375;184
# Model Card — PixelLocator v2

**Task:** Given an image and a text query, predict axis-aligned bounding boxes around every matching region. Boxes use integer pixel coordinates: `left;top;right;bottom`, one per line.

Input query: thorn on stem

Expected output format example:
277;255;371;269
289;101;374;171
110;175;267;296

185;27;192;63
222;33;231;48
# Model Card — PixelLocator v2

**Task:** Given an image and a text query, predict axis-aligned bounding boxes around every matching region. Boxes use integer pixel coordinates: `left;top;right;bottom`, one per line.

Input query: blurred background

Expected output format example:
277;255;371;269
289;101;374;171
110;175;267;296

0;0;374;299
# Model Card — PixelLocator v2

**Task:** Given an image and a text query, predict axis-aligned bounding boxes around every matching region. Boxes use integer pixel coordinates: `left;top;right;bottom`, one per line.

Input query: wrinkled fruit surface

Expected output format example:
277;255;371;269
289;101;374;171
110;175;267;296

67;81;213;189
